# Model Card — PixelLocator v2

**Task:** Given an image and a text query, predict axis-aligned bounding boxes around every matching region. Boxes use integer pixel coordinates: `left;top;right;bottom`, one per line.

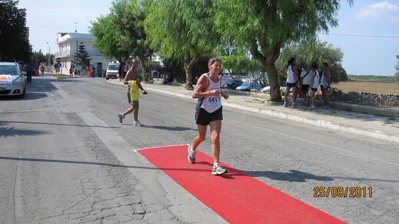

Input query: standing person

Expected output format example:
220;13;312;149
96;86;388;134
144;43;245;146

300;63;311;106
40;65;45;76
118;59;148;126
308;62;320;110
25;63;33;83
187;58;230;176
86;66;91;77
92;66;96;77
321;62;331;109
123;62;129;81
279;57;299;108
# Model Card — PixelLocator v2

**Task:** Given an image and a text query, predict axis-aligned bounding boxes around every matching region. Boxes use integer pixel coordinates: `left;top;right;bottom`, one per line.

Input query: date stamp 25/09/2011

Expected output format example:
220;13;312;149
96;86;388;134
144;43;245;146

313;186;373;198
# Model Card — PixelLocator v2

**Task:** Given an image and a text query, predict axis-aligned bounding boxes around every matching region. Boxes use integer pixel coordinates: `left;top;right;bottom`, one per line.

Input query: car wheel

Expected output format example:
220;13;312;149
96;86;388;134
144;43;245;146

106;77;109;80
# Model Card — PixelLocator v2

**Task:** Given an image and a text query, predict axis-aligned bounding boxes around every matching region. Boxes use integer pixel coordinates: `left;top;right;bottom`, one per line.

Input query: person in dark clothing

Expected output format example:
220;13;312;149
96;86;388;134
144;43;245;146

25;63;34;83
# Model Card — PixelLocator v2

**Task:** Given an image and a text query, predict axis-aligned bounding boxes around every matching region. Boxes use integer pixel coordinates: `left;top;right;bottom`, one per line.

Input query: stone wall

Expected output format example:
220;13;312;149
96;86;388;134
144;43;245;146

330;91;399;107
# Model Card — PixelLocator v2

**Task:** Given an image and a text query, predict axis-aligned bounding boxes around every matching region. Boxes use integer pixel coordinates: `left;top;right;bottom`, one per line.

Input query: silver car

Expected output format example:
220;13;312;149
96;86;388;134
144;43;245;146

0;62;26;98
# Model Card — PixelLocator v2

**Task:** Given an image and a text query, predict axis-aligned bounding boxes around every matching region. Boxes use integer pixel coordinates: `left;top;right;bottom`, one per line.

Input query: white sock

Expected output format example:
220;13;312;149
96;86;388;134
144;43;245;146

214;163;219;167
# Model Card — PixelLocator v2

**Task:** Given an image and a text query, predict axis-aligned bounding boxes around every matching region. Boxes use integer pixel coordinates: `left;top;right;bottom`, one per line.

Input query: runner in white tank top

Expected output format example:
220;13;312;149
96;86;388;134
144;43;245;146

188;58;230;176
200;74;222;113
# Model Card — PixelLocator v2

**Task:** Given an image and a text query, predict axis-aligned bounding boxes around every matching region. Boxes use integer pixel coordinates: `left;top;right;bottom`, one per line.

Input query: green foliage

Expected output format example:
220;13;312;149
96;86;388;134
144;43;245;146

90;0;153;80
90;15;125;61
73;42;91;66
211;0;354;101
348;75;397;83
0;0;30;62
144;0;220;87
276;40;347;83
30;50;53;65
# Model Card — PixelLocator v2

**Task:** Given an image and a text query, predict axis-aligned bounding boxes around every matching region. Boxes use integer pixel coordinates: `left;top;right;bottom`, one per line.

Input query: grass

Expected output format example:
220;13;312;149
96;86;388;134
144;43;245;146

347;75;397;83
333;81;399;95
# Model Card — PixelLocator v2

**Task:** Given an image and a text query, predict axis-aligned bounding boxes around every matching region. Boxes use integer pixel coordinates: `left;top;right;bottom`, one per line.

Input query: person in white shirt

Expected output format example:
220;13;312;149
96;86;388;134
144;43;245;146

300;63;311;106
187;58;230;176
308;62;320;110
279;57;299;108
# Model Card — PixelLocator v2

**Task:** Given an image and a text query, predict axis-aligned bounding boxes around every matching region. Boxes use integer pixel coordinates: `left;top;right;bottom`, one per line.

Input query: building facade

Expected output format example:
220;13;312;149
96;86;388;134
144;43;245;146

54;32;109;76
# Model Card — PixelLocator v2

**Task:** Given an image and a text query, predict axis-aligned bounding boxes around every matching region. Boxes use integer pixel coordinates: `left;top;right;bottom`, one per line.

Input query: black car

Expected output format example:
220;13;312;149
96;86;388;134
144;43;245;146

222;78;243;89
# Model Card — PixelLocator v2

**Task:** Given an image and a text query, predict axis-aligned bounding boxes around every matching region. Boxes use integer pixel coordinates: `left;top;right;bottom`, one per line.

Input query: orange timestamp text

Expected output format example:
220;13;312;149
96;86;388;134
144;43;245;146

313;186;373;198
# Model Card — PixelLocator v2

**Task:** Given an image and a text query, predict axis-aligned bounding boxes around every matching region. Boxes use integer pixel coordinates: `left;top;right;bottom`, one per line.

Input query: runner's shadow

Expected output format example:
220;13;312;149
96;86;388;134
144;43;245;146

245;170;334;182
141;125;196;131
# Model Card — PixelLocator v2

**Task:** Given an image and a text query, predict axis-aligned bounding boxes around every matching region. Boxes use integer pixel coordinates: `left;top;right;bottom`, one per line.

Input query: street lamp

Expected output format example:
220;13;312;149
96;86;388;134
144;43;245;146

46;42;50;72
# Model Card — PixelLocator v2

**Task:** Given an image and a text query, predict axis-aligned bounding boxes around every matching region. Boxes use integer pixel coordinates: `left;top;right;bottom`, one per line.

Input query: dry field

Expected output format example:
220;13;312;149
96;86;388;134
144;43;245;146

333;81;399;95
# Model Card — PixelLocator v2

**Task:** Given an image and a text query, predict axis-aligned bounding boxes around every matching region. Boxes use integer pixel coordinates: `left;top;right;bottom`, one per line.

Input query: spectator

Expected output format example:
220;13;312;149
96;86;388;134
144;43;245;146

300;63;311;106
321;63;331;109
25;63;33;83
279;57;299;108
308;62;320;110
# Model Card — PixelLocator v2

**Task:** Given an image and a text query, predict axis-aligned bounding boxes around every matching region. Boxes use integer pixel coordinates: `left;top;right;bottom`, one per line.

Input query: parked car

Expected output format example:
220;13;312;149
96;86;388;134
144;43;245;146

222;78;243;89
236;81;261;92
0;62;26;98
105;61;119;80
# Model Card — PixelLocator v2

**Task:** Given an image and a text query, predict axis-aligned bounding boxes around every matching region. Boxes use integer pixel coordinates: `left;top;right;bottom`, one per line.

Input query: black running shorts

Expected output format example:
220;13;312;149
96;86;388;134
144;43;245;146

195;106;223;126
301;84;309;91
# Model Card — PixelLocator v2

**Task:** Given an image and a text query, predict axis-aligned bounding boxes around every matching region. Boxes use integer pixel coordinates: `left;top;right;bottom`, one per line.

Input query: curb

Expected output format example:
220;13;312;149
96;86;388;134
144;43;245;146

108;80;399;143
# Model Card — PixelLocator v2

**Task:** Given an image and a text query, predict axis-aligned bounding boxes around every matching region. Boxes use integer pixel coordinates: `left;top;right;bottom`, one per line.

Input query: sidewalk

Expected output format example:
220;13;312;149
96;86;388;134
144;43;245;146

108;79;399;143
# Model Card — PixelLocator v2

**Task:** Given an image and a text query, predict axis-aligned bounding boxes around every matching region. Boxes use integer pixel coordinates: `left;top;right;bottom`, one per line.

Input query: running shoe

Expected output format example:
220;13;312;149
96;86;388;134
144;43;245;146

308;105;316;110
133;120;143;126
118;113;125;124
292;102;298;108
212;164;227;175
187;145;196;164
283;102;288;107
322;105;330;110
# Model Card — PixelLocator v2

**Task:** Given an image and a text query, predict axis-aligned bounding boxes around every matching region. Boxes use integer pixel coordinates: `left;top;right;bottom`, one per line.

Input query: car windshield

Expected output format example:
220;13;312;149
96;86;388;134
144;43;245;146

108;65;119;70
0;65;18;75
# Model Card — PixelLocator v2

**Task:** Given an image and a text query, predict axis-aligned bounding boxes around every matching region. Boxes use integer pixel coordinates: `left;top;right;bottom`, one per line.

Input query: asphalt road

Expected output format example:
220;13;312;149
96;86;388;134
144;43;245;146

0;75;398;224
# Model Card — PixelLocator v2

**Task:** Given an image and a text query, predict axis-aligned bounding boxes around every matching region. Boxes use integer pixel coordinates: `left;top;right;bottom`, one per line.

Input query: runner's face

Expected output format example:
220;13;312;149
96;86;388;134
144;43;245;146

209;61;222;74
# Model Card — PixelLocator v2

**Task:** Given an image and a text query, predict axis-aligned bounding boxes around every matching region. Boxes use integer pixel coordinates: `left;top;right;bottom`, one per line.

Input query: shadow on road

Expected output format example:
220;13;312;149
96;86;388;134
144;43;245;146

0;126;49;137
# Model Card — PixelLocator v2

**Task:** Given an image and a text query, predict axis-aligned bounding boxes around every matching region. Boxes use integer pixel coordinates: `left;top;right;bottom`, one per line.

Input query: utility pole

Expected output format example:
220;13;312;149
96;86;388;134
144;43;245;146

46;42;50;72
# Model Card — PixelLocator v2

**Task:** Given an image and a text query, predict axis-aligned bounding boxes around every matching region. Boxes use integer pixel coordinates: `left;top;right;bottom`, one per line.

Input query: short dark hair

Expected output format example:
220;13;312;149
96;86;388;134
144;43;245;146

323;62;329;67
311;62;318;69
288;57;295;65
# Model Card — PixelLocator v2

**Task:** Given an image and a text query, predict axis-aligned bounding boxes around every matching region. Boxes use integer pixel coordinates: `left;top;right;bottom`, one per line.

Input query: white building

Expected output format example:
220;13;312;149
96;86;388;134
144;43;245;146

55;32;109;76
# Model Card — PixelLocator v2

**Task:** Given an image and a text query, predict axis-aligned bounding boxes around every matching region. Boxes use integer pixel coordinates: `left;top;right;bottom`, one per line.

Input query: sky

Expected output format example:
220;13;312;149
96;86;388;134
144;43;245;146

17;0;399;76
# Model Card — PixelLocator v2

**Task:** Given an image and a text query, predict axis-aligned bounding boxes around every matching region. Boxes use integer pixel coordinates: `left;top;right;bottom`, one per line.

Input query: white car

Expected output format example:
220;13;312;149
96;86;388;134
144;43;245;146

0;62;26;98
105;61;120;80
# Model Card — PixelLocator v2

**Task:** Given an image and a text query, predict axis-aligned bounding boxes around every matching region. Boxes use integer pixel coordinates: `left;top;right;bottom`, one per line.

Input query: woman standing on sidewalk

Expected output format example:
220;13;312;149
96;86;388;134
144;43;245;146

279;58;299;108
187;58;229;175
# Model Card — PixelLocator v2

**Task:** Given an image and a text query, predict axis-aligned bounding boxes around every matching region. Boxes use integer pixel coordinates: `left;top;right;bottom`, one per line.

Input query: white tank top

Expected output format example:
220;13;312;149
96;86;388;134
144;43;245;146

286;65;296;83
301;69;311;85
200;74;222;113
321;71;328;86
311;70;320;89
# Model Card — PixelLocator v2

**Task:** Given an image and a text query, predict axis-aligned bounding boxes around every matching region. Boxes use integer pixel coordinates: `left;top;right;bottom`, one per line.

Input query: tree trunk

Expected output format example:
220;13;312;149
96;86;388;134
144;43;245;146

265;48;282;102
183;56;200;90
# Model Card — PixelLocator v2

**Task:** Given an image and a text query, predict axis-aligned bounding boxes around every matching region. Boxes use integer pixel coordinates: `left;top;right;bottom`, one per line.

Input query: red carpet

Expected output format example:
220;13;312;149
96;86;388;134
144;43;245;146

138;144;344;224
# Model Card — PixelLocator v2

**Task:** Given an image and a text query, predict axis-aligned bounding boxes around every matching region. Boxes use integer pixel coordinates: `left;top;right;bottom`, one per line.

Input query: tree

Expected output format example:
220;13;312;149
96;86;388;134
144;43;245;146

72;41;91;67
0;0;30;62
212;0;354;101
276;40;348;84
395;54;399;81
91;0;153;80
144;0;220;89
